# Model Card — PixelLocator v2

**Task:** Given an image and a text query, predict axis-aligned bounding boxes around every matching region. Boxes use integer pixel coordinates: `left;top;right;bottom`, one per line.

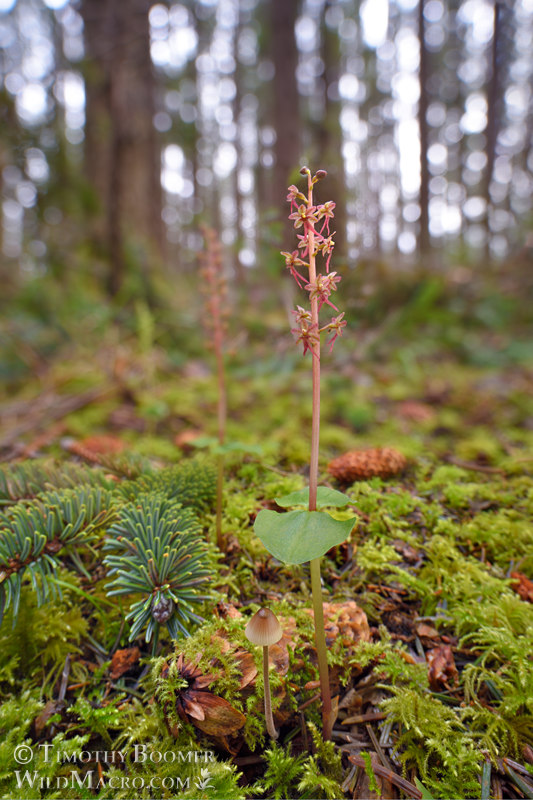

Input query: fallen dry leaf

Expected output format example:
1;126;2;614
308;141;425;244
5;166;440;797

183;692;246;737
174;429;204;450
351;751;398;799
427;645;458;690
33;700;66;738
416;622;440;639
349;753;421;800
109;647;140;680
215;601;243;619
63;434;125;462
234;649;258;689
510;572;533;603
393;539;421;564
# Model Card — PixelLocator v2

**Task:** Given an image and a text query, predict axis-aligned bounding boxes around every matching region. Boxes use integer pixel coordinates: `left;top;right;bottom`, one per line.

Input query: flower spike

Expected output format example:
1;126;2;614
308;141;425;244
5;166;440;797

277;166;348;740
282;168;344;356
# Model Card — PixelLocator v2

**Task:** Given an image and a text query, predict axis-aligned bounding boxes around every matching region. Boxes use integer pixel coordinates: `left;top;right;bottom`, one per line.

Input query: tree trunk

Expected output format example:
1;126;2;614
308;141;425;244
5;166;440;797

418;0;431;256
317;1;346;264
81;0;163;297
270;0;300;211
482;0;501;258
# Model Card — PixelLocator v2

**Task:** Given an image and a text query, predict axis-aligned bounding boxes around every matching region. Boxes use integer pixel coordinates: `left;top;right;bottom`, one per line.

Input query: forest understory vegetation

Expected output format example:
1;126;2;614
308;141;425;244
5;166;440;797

0;247;532;800
1;0;533;793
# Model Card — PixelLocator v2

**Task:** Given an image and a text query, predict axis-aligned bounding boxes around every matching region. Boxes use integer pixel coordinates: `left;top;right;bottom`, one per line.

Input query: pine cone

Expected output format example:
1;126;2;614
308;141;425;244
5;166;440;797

327;447;407;483
306;601;370;648
157;630;292;752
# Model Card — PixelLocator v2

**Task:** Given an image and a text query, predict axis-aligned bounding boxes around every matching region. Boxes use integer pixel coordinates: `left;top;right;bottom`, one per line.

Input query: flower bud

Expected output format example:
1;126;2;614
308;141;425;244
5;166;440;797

315;169;327;180
152;595;174;623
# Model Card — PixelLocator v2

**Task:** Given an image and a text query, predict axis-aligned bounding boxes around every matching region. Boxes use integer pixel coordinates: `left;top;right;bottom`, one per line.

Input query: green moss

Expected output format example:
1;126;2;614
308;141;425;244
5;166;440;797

64;401;118;436
0;583;89;695
1;277;533;797
0;701;91;799
127;435;181;461
455;430;506;464
382;688;481;799
458;510;533;571
355;540;398;576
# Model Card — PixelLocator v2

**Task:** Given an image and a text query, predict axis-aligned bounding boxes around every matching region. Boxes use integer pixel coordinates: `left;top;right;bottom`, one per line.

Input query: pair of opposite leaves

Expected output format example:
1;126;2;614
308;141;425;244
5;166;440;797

254;487;355;565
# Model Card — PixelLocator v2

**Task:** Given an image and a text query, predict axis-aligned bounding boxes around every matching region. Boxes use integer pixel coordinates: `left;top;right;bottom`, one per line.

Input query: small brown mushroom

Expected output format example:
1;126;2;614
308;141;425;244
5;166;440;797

245;608;282;739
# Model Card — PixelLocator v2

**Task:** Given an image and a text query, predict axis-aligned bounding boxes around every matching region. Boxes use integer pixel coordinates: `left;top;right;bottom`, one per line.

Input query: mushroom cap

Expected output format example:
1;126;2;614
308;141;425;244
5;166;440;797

245;608;282;647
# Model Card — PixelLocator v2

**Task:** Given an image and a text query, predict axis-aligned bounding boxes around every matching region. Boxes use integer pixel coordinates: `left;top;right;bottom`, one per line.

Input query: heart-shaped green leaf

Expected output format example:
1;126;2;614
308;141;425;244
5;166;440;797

254;509;355;564
275;487;352;509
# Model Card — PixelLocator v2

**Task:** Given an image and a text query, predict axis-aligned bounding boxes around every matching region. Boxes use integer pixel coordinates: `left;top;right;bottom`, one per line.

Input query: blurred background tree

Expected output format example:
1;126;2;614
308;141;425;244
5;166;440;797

81;0;163;297
0;0;531;301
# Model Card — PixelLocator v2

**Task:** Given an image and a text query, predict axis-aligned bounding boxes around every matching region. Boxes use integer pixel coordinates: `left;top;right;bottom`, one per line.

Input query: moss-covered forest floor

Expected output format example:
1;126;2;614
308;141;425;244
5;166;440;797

0;264;532;800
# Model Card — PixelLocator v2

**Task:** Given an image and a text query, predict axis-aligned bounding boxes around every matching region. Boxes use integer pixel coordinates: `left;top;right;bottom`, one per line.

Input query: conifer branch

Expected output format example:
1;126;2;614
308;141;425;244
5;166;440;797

103;493;213;646
116;460;216;513
0;459;114;505
0;486;115;623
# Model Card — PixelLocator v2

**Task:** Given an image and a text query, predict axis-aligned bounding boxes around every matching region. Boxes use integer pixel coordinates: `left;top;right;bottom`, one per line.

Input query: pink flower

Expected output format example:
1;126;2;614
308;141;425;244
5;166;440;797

281;250;308;288
297;233;310;258
289;204;318;231
282;173;345;360
323;312;347;351
318;233;336;271
305;272;341;311
292;305;312;325
291;306;319;357
316;201;336;235
286;185;306;209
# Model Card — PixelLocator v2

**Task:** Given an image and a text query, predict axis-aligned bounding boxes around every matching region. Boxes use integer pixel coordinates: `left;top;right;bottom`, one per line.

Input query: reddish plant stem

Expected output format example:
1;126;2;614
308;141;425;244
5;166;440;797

214;312;226;550
200;226;227;551
306;169;333;740
307;172;320;513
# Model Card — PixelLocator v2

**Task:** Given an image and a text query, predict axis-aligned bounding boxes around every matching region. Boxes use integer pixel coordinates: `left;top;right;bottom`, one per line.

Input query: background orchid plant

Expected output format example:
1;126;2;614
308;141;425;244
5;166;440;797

199;226;228;549
254;167;355;739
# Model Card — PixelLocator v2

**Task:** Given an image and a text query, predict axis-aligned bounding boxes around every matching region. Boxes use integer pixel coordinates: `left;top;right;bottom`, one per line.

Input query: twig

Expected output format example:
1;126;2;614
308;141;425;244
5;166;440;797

109;683;144;699
500;758;533;779
501;762;533;799
446;456;504;475
348;753;423;799
58;654;71;702
0;385;116;454
342;711;387;725
300;712;309;752
365;723;392;770
341;764;357;794
297;692;321;712
259;462;301;478
234;755;265;767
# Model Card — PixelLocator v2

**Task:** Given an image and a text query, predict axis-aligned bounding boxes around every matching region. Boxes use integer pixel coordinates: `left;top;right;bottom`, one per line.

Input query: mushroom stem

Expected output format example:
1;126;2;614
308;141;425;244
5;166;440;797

245;607;282;740
262;645;278;739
